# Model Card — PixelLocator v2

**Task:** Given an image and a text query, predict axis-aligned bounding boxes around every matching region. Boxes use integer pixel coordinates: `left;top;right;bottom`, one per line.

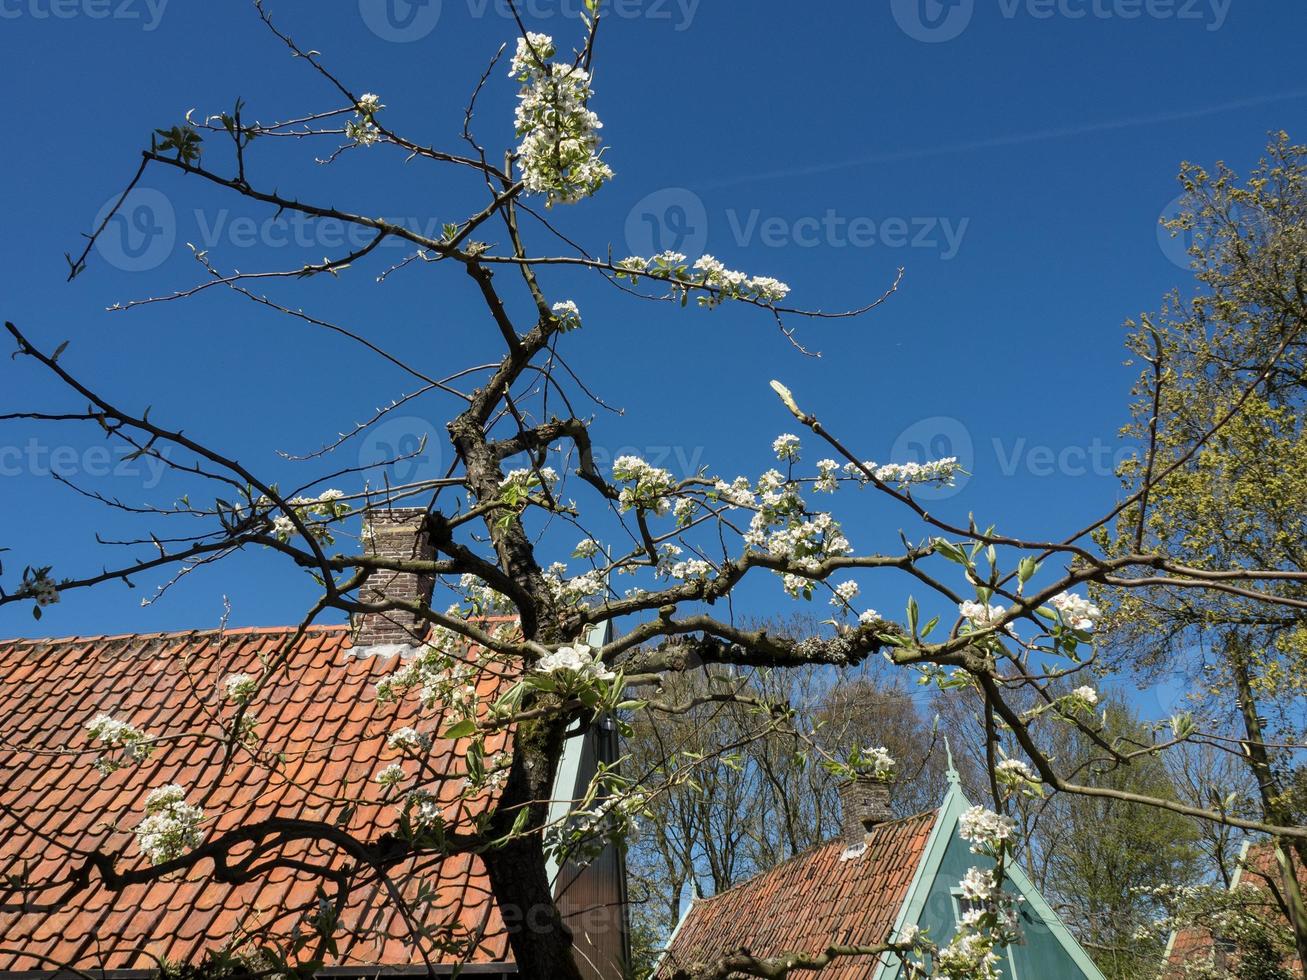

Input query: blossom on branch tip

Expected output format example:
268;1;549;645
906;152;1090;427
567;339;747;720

1049;591;1102;630
387;727;431;754
223;673;257;704
134;784;204;865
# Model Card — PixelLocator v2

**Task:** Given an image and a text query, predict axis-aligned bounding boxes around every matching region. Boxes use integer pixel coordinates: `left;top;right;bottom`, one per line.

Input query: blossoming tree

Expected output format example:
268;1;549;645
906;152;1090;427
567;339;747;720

2;5;1304;978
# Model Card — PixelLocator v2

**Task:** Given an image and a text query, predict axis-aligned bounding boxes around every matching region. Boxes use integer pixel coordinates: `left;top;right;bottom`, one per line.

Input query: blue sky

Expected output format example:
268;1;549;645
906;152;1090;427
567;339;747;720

1;0;1303;699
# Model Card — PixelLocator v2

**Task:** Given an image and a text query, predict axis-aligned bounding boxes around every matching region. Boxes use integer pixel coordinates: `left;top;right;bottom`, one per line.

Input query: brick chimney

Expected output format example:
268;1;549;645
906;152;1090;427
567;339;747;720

351;507;436;654
838;775;895;843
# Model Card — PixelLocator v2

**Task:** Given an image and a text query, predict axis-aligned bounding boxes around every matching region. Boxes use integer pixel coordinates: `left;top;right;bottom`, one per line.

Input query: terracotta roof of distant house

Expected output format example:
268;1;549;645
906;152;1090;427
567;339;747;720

655;811;937;980
0;625;518;973
1162;840;1306;978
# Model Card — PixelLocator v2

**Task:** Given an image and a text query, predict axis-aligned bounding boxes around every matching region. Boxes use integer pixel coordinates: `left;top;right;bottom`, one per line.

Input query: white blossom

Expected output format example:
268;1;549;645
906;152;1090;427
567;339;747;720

874;457;960;486
508;33;612;206
772;433;801;461
959;600;1007;627
1071;685;1099;707
387;727;431;754
1049;591;1102;630
356;92;384;113
134;784;204;865
534;643;616;683
552;300;583;331
814;458;840;493
830;580;859;607
85;713;152;772
375;763;407;788
223;672;257;704
958;805;1016;852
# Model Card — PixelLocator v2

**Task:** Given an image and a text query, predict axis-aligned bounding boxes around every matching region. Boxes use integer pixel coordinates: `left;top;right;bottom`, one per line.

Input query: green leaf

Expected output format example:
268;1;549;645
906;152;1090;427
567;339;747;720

443;719;477;740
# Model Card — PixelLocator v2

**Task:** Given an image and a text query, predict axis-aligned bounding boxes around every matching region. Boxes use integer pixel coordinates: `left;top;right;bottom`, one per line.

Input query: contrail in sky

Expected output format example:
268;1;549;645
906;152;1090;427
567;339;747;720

697;89;1307;190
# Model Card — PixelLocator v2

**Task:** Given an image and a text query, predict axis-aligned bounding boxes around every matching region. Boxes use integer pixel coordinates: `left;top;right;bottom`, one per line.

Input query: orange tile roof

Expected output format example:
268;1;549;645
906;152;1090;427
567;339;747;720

655;811;936;980
0;625;521;972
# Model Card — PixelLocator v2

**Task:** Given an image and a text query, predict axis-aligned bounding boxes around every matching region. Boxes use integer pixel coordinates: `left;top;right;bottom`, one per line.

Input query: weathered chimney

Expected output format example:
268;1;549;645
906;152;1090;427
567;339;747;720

838;775;895;843
351;508;436;654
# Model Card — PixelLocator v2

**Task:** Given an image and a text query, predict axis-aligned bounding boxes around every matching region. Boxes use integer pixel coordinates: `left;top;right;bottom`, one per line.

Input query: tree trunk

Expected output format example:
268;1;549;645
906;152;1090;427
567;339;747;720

482;708;584;980
484;835;583;980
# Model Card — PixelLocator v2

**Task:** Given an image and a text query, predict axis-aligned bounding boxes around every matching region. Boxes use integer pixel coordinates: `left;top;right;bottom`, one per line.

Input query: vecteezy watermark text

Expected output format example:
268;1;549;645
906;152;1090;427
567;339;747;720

891;0;1230;43
627;189;969;261
0;0;168;30
0;440;170;490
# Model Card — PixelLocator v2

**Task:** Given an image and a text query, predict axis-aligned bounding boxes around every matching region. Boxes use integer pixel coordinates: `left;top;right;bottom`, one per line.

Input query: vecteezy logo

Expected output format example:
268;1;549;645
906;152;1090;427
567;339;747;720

889;416;974;500
358;415;445;490
1156;193;1197;270
890;0;975;42
93;188;176;273
624;187;709;259
358;0;442;42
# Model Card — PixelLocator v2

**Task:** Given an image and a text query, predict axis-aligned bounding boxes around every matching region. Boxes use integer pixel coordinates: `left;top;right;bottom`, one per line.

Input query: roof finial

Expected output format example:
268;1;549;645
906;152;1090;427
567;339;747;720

944;736;960;786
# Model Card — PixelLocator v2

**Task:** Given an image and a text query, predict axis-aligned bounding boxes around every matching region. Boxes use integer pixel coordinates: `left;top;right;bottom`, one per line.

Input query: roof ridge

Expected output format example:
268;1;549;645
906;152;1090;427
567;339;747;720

0;623;352;647
690;807;938;906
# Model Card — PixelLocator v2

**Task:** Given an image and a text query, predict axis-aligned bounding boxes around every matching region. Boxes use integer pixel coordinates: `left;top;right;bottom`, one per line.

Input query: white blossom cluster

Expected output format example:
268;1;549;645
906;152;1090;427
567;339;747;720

673;497;698;526
994;757;1037;783
222;672;258;704
841;457;960;487
267;489;351;545
544;788;649;867
713;476;756;508
500;466;560;495
467;750;515;795
542;562;606;607
85;713;153;774
509;33;612;206
854;745;896;781
551;300;583;332
1064;686;1100;713
614;251;791;308
958;805;1016;854
375;763;407;789
664;558;714;581
134;784;204;865
814;458;841;493
959;601;1008;627
612;455;676;514
739;467;852;597
374;627;495;712
772;433;801;461
387;727;432;754
345;93;383;146
872;457;960;486
935;806;1025;980
1049;591;1102;631
534;642;615;683
829;580;859;607
403;788;443;831
18;568;60;607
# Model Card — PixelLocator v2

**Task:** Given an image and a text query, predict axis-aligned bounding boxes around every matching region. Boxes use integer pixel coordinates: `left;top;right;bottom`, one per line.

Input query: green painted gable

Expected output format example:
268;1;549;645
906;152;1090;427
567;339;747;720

875;779;1106;980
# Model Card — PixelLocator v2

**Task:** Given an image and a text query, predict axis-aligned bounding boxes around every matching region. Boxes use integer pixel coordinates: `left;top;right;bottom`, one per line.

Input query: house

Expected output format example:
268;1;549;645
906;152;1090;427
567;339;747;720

655;758;1105;980
1161;840;1304;977
0;509;629;979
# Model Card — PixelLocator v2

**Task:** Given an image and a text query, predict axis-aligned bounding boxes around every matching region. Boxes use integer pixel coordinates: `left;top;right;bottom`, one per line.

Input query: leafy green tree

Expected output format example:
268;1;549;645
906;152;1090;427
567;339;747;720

1103;132;1307;966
